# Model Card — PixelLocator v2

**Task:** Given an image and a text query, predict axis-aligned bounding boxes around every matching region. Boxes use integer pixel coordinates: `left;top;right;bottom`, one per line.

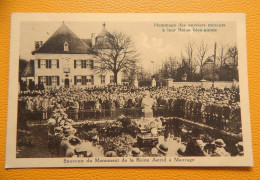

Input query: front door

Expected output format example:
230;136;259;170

64;78;70;88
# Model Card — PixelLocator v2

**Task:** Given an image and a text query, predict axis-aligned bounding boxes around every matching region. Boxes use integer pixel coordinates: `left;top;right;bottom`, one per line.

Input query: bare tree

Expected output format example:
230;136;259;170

94;31;139;84
217;43;226;67
195;41;208;77
226;44;238;66
185;41;194;80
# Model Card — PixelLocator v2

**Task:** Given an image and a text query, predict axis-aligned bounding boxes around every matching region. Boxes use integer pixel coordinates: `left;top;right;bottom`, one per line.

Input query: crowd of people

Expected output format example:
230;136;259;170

18;85;241;134
16;84;244;158
18;86;143;120
151;85;241;133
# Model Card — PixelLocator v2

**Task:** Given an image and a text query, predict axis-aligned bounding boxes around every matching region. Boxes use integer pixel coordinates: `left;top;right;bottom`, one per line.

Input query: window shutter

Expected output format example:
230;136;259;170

81;76;84;85
91;60;94;69
38;76;41;85
74;76;77;85
81;60;83;68
38;60;41;68
57;76;60;86
57;60;59;68
49;76;52;86
46;60;48;68
91;75;94;85
74;60;76;68
45;76;48;86
49;60;52;68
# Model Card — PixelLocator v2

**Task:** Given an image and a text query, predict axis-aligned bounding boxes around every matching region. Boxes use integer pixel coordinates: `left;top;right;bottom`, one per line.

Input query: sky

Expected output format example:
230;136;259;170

20;21;236;72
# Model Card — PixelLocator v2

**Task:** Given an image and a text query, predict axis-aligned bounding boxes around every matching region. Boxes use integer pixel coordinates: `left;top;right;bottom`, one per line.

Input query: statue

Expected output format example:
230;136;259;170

134;78;139;88
151;78;156;87
141;91;156;118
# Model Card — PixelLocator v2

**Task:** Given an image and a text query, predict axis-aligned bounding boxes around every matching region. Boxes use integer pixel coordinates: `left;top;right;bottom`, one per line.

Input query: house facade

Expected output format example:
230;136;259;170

22;23;122;88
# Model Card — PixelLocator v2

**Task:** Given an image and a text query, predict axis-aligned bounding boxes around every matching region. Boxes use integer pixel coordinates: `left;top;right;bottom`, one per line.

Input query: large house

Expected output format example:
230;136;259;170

21;22;122;88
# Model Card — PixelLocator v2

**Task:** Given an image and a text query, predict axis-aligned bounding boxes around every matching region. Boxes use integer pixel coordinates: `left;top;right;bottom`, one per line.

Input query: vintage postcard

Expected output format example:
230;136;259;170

6;13;253;168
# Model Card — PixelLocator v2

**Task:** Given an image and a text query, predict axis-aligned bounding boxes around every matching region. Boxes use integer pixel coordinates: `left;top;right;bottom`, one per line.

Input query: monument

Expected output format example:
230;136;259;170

166;78;173;87
151;78;156;87
134;78;139;88
200;79;207;88
141;91;155;118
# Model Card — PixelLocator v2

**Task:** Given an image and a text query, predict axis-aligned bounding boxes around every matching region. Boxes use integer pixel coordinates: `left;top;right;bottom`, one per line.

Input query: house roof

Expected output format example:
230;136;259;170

81;39;92;47
97;28;111;38
21;60;34;77
32;23;92;55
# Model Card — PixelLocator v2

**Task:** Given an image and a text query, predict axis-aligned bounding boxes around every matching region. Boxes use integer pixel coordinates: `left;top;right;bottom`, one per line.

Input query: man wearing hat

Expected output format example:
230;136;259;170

130;148;143;157
155;143;168;156
62;125;77;137
177;144;186;157
236;142;244;156
75;143;93;157
211;139;231;157
104;151;118;157
65;137;82;157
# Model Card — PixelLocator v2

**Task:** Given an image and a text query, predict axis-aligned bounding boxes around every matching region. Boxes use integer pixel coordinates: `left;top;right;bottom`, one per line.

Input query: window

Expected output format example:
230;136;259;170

52;59;59;68
74;60;82;68
74;75;93;85
77;60;81;67
46;76;52;86
74;76;82;85
87;75;94;85
77;77;82;83
41;59;46;68
82;76;87;85
51;76;60;86
81;60;87;68
40;76;53;86
52;76;57;86
38;59;57;69
43;76;47;85
87;60;94;69
64;42;69;51
101;75;105;84
110;76;114;84
46;60;52;69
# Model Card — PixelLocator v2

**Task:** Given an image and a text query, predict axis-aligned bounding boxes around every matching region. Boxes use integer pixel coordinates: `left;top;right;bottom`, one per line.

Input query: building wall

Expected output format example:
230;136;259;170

33;53;122;87
170;81;239;89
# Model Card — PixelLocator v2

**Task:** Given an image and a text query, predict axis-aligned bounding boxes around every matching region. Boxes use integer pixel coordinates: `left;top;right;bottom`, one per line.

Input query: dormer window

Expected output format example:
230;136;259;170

64;41;69;51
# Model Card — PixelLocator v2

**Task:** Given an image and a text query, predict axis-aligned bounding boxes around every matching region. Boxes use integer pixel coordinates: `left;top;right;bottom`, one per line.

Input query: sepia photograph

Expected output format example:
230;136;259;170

6;13;253;168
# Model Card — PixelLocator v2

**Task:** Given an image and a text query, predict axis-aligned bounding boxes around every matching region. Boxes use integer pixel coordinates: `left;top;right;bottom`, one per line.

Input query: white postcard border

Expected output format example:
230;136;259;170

6;13;253;168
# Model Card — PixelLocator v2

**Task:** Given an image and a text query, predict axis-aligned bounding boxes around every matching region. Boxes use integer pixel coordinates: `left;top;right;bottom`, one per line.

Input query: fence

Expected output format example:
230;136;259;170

65;108;143;121
170;81;239;89
19;104;241;134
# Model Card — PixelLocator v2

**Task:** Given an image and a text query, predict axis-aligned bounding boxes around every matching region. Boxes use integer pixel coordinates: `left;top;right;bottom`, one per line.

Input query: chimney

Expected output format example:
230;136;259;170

91;33;96;46
34;41;43;50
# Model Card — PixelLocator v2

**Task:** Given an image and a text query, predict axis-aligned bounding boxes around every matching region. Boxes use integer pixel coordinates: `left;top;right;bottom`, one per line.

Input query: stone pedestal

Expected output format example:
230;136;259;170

142;91;154;118
200;79;207;88
151;78;156;87
134;79;139;88
166;78;173;87
232;79;238;87
143;108;153;118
